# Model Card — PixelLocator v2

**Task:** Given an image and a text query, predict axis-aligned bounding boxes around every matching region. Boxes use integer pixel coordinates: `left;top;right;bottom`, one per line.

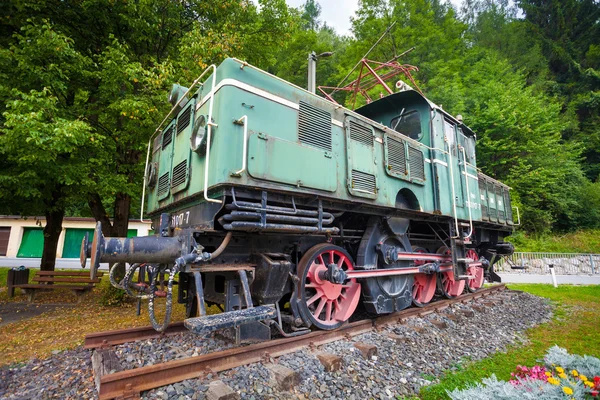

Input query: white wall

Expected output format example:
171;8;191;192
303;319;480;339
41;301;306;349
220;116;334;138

0;217;152;258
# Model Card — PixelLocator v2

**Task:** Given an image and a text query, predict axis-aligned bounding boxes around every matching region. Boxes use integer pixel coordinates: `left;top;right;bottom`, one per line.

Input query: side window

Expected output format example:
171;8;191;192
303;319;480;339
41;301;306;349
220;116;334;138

443;120;455;150
391;110;422;140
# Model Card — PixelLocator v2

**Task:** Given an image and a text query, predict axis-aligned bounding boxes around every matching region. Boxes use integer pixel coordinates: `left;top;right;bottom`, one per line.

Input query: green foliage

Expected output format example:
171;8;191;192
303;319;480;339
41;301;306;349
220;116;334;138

507;229;600;253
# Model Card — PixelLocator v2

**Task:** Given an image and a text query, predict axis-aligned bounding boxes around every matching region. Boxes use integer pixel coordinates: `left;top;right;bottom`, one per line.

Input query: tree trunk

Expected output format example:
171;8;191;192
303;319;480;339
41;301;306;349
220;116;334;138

88;192;113;236
112;192;131;237
88;191;131;237
40;208;65;271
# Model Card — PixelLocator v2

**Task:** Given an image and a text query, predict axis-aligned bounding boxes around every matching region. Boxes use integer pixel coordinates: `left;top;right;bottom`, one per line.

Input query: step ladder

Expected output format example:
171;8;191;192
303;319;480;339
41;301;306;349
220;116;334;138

183;267;274;343
450;223;469;280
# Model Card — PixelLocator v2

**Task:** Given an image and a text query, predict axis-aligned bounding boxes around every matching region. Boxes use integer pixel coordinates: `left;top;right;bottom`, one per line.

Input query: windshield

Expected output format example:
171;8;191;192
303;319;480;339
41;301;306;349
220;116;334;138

391;110;422;140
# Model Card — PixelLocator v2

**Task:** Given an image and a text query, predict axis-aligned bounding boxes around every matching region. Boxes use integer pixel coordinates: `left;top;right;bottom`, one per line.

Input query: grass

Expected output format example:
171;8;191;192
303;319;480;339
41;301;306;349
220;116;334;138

420;284;600;399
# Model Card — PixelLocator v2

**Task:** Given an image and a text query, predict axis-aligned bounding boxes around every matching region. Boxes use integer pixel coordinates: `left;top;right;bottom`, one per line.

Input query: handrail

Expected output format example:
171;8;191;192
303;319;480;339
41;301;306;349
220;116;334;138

513;206;521;226
231;115;248;176
446;139;460;238
202;65;222;204
460;146;473;239
140;64;218;221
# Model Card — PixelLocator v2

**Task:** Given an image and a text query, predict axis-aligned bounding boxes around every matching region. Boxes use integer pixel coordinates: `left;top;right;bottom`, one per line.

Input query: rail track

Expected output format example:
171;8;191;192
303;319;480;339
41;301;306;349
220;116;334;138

85;322;187;349
92;284;506;399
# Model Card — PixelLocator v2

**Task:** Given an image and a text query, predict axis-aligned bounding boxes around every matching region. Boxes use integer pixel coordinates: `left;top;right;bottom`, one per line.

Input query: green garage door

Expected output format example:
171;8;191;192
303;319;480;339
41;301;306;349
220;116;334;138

62;227;138;258
62;228;95;258
17;228;44;258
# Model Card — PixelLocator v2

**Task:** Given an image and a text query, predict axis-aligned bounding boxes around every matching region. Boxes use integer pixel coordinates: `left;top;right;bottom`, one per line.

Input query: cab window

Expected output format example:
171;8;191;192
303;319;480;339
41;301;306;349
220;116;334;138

391;110;422;140
458;128;476;162
443;120;455;149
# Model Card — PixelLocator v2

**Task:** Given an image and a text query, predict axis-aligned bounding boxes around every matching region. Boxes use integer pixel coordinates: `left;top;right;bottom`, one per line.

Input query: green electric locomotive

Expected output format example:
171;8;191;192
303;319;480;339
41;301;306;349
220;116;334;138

81;58;515;339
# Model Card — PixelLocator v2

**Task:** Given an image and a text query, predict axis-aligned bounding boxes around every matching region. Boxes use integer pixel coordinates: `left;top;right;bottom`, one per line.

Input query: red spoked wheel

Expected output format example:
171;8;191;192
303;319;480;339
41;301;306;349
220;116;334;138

436;246;465;299
297;243;361;330
466;249;484;292
412;247;436;307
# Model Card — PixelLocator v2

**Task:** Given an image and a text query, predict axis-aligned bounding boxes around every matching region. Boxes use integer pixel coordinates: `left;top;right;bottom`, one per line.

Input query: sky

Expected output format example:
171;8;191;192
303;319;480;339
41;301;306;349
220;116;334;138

282;0;463;36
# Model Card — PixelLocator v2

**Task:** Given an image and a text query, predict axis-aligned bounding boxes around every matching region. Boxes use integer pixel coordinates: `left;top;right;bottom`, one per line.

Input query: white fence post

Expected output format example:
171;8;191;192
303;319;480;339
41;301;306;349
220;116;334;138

549;264;558;287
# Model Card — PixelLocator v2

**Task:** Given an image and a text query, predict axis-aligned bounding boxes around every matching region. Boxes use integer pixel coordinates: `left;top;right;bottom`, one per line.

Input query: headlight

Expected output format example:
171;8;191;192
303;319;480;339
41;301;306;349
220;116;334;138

146;162;157;188
191;114;208;154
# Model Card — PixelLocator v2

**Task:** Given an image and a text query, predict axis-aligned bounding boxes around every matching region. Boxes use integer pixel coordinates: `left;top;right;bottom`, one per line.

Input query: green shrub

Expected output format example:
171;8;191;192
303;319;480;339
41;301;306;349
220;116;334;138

98;278;127;306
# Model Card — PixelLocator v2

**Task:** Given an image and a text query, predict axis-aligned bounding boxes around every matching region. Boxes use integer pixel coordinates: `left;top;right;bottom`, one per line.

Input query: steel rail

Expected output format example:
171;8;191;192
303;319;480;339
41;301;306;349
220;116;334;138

95;284;506;399
84;322;187;350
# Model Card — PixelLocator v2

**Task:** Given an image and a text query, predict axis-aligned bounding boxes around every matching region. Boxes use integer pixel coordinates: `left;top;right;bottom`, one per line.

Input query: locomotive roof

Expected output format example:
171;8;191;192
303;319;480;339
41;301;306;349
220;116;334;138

355;90;476;138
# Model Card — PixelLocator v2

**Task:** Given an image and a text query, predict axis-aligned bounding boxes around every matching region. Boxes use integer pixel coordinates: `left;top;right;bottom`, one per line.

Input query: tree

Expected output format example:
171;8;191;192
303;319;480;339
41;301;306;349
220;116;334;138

0;0;293;270
0;22;99;270
302;0;322;30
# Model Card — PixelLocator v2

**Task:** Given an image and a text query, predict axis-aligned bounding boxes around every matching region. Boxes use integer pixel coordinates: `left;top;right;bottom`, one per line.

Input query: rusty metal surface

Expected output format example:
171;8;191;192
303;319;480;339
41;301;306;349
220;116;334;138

95;284;506;399
84;322;187;350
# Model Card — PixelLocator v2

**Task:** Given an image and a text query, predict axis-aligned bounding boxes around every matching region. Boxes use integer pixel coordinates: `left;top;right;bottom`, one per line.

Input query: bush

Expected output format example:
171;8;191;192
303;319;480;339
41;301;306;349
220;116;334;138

98;278;127;306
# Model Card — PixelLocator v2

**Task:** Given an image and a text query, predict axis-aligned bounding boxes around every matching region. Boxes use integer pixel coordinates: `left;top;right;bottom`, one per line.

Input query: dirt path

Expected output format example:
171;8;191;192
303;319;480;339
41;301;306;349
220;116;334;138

0;303;76;326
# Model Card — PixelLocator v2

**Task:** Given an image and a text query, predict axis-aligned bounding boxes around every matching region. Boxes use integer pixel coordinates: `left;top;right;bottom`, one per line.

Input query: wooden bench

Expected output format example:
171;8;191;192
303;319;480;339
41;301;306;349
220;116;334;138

12;270;105;302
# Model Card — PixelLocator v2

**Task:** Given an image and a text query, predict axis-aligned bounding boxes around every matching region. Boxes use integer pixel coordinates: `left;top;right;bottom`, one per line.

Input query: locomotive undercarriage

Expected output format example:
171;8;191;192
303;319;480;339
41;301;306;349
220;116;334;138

81;187;513;341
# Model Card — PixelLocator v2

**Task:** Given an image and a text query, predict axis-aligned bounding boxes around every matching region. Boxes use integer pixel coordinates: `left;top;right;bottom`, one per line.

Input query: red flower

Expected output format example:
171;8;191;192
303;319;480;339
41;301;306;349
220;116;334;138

594;376;600;384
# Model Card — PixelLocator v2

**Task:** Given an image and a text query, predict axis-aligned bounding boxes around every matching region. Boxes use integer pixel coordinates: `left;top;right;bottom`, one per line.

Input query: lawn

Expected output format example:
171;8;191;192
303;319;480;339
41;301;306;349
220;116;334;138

420;284;600;399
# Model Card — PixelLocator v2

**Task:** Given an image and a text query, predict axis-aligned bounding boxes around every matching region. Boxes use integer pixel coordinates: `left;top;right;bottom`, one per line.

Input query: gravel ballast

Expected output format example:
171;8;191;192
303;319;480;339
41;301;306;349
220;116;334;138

0;290;552;400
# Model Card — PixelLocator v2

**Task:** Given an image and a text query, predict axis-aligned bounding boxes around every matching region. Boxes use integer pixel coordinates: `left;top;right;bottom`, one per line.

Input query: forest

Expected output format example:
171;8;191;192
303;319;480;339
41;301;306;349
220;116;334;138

0;0;599;268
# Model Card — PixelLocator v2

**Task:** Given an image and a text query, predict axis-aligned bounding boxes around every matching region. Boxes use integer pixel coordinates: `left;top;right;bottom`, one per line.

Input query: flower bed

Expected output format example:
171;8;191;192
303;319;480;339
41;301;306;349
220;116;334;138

448;346;600;399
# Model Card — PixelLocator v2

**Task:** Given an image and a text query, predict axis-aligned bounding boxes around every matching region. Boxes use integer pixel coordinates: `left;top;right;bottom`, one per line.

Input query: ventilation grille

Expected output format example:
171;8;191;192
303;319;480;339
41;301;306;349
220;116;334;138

298;101;332;151
153;135;162;153
351;170;376;193
504;190;513;222
479;180;488;220
386;137;406;175
349;121;373;146
162;126;174;149
157;172;170;197
177;106;192;135
171;160;187;188
408;146;425;180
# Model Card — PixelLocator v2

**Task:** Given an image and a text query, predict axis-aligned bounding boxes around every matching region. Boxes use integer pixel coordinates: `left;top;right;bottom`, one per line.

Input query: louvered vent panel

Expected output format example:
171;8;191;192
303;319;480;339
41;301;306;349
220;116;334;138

162;126;173;149
157;173;170;197
479;179;488;220
387;137;406;175
408;146;425;180
153;135;162;153
496;187;505;220
351;170;376;193
171;160;187;188
298;101;332;151
504;191;513;222
177;106;192;135
349;121;373;146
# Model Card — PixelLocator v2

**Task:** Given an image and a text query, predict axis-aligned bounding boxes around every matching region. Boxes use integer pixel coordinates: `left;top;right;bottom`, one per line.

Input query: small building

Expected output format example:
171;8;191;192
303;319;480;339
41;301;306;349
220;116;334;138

0;216;151;259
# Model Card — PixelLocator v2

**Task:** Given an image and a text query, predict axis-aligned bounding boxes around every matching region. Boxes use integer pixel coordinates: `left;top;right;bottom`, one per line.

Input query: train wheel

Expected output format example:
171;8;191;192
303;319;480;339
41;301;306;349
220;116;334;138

436;246;465;298
466;249;484;292
297;243;361;330
412;247;436;307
